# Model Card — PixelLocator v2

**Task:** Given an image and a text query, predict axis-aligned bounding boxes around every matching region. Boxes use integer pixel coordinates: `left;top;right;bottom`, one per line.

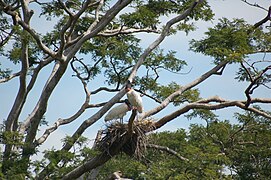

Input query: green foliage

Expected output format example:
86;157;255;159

186;109;218;122
97;112;271;179
31;135;97;178
153;82;200;105
0;66;12;79
0;26;42;67
229;111;271;179
1;0;270;179
190;18;255;63
144;49;187;73
120;5;159;29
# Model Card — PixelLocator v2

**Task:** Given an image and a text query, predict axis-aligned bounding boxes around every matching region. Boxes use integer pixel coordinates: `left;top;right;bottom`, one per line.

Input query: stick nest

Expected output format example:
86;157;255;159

97;119;154;159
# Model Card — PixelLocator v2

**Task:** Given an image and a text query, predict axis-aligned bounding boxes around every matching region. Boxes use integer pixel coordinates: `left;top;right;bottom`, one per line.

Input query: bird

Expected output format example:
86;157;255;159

104;99;132;123
107;171;133;180
108;171;122;180
125;80;143;113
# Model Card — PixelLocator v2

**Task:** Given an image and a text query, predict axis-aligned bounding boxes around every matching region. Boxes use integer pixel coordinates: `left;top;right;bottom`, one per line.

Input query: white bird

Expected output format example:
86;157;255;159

108;171;133;180
104;99;132;123
125;81;143;113
108;171;122;180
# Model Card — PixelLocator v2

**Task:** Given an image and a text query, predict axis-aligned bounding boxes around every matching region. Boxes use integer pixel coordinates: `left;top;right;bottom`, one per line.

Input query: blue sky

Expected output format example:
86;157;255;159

1;0;271;152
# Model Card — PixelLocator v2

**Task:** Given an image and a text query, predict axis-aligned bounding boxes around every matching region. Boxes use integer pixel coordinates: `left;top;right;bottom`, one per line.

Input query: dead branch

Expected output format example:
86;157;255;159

241;0;268;12
146;144;189;162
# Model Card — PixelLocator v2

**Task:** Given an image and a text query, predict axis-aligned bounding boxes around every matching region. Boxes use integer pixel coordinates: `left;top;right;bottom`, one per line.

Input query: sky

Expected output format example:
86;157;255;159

1;0;271;154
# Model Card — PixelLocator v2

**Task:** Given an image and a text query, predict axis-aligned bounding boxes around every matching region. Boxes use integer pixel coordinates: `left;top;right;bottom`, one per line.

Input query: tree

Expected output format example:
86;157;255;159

0;0;270;179
95;111;271;179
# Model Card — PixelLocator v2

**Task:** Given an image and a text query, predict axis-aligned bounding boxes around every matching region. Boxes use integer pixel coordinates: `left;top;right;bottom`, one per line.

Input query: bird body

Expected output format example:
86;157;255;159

104;100;132;122
126;89;143;113
108;171;133;180
125;81;143;113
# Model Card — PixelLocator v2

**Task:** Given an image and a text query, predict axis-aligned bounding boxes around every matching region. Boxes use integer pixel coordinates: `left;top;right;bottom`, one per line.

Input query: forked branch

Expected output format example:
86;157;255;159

154;96;271;130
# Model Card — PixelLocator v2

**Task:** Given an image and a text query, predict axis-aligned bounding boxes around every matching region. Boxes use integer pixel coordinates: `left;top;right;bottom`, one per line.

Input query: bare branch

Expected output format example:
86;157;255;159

90;87;120;94
128;109;137;135
241;0;268;11
0;1;56;58
65;0;133;63
127;0;204;82
244;65;271;107
153;96;271;130
251;5;271;30
146;144;189;162
71;57;91;80
98;27;159;36
34;57;91;145
136;89;162;104
57;1;98;56
58;0;74;17
0;71;21;83
87;0;105;32
0;28;15;47
3;0;34;168
19;19;57;57
143;61;228;118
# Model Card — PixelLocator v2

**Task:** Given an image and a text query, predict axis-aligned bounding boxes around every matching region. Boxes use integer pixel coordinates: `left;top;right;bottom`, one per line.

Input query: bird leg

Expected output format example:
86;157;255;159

120;117;123;124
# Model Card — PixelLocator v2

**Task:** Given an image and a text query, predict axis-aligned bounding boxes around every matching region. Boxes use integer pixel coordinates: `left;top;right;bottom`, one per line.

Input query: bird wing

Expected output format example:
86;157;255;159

104;104;129;122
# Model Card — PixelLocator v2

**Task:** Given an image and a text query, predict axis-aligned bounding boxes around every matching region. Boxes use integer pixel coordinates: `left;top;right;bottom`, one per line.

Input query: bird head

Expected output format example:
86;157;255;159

125;80;133;92
112;171;122;178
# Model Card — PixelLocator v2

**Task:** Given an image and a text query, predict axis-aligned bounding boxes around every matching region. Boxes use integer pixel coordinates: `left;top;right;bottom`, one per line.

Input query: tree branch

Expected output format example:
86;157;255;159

0;28;15;47
146;144;189;162
153;96;271;130
61;110;137;180
143;61;228;118
38;1;205;178
98;27;159;36
0;71;21;83
241;0;269;11
127;0;204;83
250;4;271;30
34;61;91;146
244;65;271;107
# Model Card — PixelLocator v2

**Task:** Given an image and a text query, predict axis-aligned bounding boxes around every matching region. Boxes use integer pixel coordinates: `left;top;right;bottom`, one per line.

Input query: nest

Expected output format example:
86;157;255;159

97;119;155;159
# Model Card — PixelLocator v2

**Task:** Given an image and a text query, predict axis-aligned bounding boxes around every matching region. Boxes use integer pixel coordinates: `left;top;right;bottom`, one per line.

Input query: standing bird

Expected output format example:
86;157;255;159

104;99;132;123
125;81;143;113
